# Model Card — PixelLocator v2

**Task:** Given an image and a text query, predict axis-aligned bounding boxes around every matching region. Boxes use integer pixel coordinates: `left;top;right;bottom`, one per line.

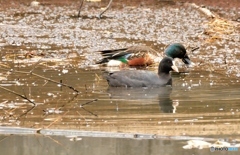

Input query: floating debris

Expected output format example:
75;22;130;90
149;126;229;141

183;139;240;150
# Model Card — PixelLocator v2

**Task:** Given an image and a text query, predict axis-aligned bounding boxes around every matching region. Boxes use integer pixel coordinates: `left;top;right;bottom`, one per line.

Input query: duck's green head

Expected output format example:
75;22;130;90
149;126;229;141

164;43;192;65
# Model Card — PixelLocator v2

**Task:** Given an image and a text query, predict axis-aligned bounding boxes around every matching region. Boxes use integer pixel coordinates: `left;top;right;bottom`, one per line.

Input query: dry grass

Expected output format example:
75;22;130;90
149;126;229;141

205;17;239;43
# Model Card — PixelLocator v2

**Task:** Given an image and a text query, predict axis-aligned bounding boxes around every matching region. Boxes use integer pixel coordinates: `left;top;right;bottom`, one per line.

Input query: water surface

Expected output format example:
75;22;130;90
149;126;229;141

0;67;239;136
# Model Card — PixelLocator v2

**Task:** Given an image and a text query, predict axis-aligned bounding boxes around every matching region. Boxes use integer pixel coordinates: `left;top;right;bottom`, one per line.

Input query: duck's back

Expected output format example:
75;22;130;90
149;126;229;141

106;70;171;87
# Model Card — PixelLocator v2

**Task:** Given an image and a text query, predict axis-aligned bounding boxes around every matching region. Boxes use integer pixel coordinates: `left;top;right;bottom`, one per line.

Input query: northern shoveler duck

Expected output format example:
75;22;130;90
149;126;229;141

96;43;192;67
105;57;179;87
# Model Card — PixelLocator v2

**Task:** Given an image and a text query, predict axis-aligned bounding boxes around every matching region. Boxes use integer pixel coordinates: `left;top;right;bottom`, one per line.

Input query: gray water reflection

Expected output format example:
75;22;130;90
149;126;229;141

0;134;238;155
107;87;176;113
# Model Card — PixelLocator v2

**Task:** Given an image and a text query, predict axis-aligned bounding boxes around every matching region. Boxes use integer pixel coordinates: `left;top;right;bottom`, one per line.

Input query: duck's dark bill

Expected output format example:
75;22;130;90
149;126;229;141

182;58;192;65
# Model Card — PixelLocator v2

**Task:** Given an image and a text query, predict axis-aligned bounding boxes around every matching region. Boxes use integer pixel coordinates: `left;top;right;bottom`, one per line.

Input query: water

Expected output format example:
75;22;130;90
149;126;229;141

0;133;238;155
1;68;240;135
0;0;240;154
0;66;240;154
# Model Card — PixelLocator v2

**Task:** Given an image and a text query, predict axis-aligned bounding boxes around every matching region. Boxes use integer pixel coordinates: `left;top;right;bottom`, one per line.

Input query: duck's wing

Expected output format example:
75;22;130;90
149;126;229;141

124;46;161;57
99;48;128;57
96;48;129;64
125;46;163;65
96;46;163;64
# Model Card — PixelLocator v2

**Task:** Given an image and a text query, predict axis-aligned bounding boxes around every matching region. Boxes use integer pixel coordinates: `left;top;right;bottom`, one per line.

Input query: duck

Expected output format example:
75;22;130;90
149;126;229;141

105;57;178;87
96;43;192;67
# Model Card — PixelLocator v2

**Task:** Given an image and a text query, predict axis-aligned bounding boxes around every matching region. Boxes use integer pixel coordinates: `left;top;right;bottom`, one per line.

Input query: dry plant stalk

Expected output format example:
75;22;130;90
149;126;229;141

188;3;216;18
78;0;113;18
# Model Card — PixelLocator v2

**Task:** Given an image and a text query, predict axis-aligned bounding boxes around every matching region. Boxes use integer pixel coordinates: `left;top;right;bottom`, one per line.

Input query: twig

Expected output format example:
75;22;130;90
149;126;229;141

45;111;69;128
38;94;79;129
85;84;87;92
78;0;84;17
0;135;12;143
0;68;79;93
81;107;98;117
78;0;113;18
17;105;36;119
79;99;98;117
187;3;216;18
0;85;36;119
32;73;79;93
59;93;79;109
0;85;35;106
43;93;79;116
80;99;98;107
98;0;113;18
29;57;43;73
45;135;68;150
191;47;200;53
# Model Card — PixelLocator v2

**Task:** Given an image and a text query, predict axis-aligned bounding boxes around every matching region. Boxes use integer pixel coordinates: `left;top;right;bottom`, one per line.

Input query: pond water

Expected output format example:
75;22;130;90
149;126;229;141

1;67;240;134
0;66;240;154
0;132;238;155
0;0;240;154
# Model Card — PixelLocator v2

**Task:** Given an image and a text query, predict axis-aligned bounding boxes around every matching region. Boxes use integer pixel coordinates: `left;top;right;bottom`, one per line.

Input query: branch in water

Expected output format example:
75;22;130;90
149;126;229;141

0;85;35;106
0;68;79;93
80;99;98;107
32;73;79;93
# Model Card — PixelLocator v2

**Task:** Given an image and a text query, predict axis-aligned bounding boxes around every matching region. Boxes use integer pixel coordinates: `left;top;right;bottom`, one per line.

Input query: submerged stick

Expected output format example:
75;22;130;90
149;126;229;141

81;107;98;117
0;85;35;106
0;85;36;119
29;57;43;73
45;135;67;149
80;99;98;107
32;73;79;93
18;106;36;118
79;99;98;117
0;68;79;93
46;111;69;128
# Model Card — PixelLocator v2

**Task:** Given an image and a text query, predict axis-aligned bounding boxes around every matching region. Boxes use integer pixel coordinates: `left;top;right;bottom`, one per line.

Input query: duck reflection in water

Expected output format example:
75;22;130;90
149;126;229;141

106;87;179;113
